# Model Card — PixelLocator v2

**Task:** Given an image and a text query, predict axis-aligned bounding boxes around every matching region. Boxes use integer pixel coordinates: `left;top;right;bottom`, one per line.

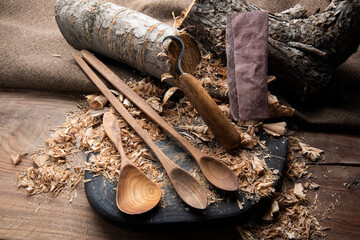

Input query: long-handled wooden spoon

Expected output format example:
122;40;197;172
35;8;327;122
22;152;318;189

73;53;208;209
103;111;161;215
80;50;239;191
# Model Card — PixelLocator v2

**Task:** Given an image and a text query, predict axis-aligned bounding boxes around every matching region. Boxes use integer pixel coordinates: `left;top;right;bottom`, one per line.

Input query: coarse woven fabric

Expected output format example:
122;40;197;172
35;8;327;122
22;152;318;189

0;0;359;130
226;11;269;121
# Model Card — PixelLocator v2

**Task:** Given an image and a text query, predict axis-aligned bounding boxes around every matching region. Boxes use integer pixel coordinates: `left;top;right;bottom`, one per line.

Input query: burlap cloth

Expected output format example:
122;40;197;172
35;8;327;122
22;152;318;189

1;0;359;130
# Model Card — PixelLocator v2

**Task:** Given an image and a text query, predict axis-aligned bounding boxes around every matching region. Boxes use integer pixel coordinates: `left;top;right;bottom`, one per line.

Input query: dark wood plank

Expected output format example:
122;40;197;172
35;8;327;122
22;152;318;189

1;90;359;239
302;165;360;239
293;131;360;239
295;131;360;165
0;90;241;239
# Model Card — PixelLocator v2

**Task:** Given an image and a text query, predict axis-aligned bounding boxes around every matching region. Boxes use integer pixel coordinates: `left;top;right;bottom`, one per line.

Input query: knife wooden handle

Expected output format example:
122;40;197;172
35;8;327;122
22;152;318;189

178;73;241;150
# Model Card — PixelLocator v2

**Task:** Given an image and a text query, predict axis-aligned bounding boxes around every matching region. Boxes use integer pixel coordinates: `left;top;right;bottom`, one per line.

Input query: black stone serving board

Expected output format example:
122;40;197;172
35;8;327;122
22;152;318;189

84;130;287;229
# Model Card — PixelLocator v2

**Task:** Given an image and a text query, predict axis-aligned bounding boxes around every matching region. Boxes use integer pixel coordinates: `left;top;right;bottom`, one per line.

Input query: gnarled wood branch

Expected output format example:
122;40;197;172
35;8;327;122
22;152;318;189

179;0;360;101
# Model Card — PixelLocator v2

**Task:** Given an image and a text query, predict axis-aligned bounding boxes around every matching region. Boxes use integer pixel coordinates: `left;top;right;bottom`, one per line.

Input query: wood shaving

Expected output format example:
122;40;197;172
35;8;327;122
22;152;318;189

305;181;320;190
239;131;258;150
193;53;229;100
176;124;214;142
162;86;179;105
31;153;49;167
251;155;266;175
160;73;175;83
262;122;287;137
293;183;306;200
299;142;324;161
267;75;276;84
11;152;27;165
238;133;327;239
262;199;279;221
146;96;163;113
85;94;108;110
286;136;309;179
14;52;326;239
16;158;83;196
268;93;295;118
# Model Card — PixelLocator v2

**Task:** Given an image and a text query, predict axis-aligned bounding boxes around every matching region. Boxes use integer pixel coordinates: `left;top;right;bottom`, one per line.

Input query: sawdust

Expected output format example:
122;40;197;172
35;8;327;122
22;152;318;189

193;53;229;101
237;134;328;239
15;53;327;238
16;73;273;201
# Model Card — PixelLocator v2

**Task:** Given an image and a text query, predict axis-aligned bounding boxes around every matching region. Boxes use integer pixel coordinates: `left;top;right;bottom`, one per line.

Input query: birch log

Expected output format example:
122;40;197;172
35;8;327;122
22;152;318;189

179;0;360;101
55;0;201;83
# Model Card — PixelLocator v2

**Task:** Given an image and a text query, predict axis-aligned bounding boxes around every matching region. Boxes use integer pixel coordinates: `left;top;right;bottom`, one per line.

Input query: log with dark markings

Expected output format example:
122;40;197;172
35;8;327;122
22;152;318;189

55;0;201;85
180;0;360;101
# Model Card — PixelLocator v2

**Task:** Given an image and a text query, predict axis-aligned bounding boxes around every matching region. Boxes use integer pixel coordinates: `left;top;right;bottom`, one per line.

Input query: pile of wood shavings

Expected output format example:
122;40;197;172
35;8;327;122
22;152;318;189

17;55;287;207
16;86;273;204
193;53;229;100
237;135;327;239
15;52;327;238
16;148;83;196
201;144;277;199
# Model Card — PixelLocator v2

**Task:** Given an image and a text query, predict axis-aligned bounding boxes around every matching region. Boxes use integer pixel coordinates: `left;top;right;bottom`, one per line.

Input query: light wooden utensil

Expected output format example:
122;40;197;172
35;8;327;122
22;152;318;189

80;50;239;191
73;53;208;209
103;111;161;215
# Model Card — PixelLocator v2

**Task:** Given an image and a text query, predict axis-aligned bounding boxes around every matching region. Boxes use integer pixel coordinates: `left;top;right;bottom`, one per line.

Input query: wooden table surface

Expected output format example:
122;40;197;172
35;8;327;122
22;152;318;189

1;90;359;239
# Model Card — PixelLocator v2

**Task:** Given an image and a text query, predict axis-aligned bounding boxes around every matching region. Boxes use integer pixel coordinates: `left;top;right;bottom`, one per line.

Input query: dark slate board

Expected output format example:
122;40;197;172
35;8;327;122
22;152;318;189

84;130;287;229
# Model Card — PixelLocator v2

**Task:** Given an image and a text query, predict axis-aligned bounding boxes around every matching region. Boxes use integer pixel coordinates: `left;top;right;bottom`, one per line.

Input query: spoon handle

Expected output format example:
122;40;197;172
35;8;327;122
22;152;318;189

74;53;208;208
102;112;129;164
73;53;184;176
80;50;205;162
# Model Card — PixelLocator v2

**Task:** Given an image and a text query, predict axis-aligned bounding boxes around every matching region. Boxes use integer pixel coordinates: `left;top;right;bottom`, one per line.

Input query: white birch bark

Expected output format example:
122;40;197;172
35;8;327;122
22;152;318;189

55;0;200;82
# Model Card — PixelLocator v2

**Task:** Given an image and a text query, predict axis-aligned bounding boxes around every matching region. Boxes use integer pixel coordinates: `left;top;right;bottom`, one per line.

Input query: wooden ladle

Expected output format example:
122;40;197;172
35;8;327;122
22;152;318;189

73;53;208;209
103;112;161;215
80;50;239;191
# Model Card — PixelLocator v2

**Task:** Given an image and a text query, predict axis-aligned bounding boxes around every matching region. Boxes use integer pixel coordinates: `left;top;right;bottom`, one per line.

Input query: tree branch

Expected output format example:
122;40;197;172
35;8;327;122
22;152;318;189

179;0;360;101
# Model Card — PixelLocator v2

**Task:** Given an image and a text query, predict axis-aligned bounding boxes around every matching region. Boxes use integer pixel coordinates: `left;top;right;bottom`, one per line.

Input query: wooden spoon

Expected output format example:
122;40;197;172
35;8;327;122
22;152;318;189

80;50;239;191
103;112;161;215
73;53;208;209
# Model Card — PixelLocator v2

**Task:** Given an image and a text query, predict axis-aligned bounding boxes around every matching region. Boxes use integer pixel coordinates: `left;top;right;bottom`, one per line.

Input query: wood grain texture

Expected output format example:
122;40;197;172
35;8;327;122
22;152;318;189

178;73;241;151
295;131;360;165
0;90;240;239
294;131;360;239
0;90;359;239
305;165;360;239
83;131;287;228
73;53;208;209
103;112;161;215
80;50;239;191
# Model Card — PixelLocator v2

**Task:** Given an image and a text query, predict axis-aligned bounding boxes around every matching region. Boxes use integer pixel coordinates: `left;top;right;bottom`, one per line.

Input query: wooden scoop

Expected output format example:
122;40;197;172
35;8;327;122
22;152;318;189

103;112;161;215
73;53;208;209
80;50;239;191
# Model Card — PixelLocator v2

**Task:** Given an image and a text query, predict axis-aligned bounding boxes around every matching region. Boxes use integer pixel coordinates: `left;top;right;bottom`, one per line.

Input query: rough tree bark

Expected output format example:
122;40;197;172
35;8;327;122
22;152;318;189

179;0;360;101
55;0;201;84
